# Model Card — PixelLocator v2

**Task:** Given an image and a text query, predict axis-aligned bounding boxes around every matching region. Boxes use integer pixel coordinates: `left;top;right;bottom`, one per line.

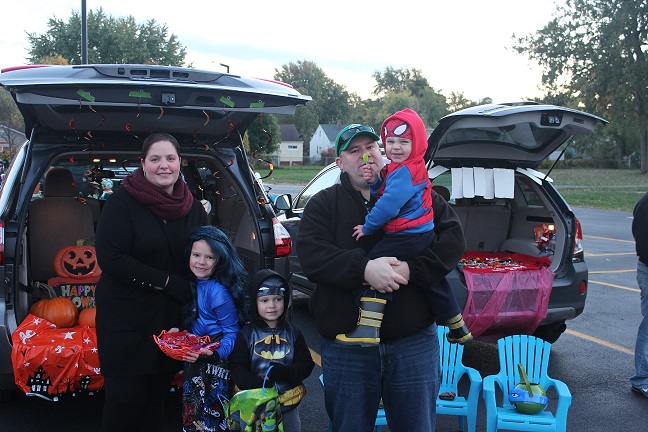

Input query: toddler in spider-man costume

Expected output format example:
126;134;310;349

337;108;472;346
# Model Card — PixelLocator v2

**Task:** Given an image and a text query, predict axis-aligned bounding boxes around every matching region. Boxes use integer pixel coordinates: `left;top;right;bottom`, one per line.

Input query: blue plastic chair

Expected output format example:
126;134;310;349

318;374;387;432
482;334;572;432
436;325;483;432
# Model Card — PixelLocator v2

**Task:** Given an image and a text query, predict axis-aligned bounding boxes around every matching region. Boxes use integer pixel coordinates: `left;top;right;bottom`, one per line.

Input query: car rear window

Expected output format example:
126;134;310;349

441;123;563;151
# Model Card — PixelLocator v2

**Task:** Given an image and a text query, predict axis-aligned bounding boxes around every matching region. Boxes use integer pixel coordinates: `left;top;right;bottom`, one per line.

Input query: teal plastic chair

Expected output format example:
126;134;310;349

482;334;572;432
318;374;387;432
436;325;483;432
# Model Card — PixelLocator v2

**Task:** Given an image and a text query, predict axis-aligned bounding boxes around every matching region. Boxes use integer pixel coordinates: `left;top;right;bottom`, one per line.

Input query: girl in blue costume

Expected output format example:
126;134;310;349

169;226;248;432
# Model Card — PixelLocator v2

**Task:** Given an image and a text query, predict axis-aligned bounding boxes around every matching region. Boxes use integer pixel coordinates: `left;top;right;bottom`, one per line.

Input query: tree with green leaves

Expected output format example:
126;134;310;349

446;92;493;113
513;0;648;173
372;91;420;128
274;60;350;150
27;7;187;66
0;91;22;129
245;113;281;156
372;67;431;97
0;90;25;156
369;67;449;129
447;92;474;113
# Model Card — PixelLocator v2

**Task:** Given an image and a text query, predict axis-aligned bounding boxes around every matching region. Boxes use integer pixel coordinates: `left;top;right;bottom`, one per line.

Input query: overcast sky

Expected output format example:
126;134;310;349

1;0;561;103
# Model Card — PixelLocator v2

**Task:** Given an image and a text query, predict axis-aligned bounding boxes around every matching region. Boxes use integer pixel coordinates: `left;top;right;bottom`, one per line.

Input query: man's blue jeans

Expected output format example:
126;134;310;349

321;324;440;432
631;261;648;389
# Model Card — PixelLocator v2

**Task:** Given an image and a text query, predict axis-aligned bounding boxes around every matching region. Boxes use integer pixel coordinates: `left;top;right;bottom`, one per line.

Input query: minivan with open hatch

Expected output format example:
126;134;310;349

0;63;310;399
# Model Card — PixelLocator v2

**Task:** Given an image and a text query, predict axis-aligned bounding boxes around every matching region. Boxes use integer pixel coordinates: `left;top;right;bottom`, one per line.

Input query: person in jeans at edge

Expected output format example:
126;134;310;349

631;190;648;398
297;123;466;431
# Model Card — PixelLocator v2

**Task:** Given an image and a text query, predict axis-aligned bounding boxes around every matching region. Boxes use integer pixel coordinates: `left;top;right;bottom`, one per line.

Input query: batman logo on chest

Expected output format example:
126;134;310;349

253;334;291;360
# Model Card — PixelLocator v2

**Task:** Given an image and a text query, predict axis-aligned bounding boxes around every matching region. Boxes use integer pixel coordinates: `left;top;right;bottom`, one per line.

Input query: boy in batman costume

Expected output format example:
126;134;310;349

229;270;315;432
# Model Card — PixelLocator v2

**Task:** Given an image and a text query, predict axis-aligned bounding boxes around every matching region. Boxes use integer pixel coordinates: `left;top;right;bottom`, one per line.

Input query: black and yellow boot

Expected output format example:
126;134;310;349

446;314;473;344
335;297;387;346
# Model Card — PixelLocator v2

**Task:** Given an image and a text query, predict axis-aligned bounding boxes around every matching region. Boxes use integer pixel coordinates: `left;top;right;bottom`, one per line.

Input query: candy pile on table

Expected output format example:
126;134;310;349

458;252;552;273
459;256;529;272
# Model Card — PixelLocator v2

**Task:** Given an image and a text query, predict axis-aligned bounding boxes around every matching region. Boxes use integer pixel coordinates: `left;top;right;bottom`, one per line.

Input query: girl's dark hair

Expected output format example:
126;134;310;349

187;226;248;322
141;132;180;159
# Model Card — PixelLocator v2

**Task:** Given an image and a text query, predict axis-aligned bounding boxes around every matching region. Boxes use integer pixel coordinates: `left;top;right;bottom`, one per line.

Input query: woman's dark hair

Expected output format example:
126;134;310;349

141;132;180;159
187;226;249;322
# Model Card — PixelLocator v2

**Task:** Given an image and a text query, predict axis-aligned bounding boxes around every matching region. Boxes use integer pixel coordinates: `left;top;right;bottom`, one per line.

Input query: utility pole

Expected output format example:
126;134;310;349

81;0;88;64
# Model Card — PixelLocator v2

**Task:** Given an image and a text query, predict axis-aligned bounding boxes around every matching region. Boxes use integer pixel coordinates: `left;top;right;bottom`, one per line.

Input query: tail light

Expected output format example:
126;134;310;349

273;218;292;257
573;218;584;259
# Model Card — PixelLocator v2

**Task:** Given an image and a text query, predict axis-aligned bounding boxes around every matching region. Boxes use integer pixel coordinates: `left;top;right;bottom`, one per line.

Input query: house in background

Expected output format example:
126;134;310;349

0;124;26;154
276;124;303;166
310;123;343;162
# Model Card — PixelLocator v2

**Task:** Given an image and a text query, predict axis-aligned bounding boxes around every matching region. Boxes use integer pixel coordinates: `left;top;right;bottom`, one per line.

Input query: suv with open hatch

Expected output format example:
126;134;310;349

0;63;310;399
276;102;607;344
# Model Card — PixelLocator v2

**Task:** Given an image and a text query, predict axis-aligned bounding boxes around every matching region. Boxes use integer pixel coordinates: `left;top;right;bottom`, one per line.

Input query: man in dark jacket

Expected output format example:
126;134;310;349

631;191;648;398
297;124;466;432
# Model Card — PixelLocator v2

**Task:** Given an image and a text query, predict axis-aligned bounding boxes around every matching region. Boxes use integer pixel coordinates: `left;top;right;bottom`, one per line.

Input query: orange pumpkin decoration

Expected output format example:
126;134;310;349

78;307;96;327
53;241;102;279
29;297;78;328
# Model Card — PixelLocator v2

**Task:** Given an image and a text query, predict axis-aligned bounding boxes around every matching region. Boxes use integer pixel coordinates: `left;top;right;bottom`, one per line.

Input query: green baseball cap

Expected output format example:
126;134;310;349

334;124;380;156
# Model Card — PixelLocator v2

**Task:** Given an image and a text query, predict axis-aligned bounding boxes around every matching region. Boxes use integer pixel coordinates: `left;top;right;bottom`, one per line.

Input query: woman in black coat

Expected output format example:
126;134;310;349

95;132;208;432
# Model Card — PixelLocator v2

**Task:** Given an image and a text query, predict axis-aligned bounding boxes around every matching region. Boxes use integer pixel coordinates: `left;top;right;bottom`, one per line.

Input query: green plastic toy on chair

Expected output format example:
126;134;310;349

509;363;548;414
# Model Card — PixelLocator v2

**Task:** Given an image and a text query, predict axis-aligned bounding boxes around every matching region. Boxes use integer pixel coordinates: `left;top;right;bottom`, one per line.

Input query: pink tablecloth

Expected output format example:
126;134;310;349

460;252;554;340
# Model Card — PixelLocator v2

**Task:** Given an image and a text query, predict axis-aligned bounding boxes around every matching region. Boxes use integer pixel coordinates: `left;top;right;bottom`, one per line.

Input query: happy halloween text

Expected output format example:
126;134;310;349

57;284;96;309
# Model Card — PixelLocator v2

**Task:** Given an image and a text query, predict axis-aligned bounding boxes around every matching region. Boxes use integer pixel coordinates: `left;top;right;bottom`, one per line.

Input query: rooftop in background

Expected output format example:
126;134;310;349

279;124;301;141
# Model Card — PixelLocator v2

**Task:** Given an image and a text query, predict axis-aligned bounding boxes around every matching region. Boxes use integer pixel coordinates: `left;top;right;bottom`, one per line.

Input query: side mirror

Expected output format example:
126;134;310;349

274;194;292;211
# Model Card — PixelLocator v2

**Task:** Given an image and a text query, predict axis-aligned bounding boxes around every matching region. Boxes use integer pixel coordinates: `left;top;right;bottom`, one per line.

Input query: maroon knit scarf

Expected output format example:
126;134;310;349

122;168;194;220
